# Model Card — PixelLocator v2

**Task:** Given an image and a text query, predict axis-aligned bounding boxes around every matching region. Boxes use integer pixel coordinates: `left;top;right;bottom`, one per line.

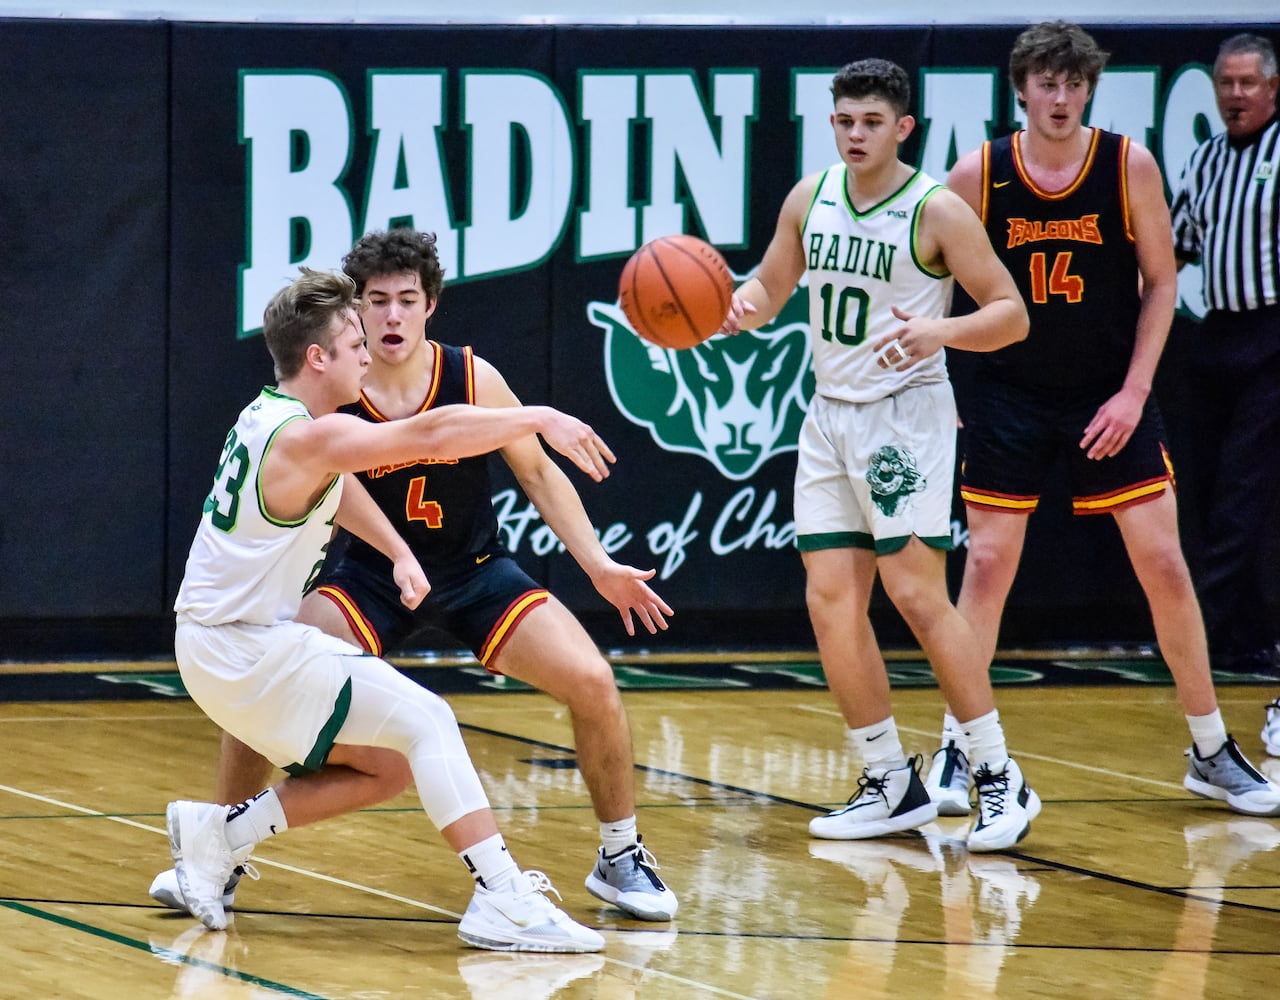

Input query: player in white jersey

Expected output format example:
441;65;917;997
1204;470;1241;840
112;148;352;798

720;58;1037;851
166;267;612;952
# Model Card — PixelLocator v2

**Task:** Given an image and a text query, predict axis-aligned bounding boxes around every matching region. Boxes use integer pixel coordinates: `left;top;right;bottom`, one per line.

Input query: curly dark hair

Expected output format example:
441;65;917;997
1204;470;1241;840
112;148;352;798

1009;22;1108;109
342;228;445;301
830;59;911;118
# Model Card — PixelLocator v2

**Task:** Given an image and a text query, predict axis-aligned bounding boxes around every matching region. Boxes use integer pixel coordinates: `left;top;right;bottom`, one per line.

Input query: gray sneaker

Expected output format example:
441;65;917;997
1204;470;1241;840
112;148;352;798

1185;736;1280;816
584;837;678;921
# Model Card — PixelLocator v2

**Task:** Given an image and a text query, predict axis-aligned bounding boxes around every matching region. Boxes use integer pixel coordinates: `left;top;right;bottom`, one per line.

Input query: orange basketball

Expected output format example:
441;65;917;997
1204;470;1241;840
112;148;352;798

618;234;734;350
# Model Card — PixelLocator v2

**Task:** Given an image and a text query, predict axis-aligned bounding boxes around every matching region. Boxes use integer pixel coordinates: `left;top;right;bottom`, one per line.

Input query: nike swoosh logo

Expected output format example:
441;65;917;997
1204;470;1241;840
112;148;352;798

475;554;492;565
866;730;886;741
993;180;1012;188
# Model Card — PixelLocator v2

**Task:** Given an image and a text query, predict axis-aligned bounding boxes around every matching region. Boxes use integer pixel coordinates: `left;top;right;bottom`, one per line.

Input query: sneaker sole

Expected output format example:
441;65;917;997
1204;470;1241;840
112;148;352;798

808;799;938;840
457;927;604;954
928;792;972;817
584;872;678;921
1184;774;1280;816
967;789;1043;853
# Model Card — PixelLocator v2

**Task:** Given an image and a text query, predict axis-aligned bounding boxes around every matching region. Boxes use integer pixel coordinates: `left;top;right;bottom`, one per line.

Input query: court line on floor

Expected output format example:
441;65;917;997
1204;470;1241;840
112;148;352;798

0;782;764;1000
0;900;326;998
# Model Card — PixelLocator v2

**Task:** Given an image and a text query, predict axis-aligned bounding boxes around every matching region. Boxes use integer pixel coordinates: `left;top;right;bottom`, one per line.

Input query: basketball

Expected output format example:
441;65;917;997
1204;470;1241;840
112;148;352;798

618;234;734;350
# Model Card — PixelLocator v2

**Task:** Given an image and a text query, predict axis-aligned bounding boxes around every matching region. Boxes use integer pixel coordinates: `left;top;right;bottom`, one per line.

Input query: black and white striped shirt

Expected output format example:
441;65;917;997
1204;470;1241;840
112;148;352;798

1171;115;1280;313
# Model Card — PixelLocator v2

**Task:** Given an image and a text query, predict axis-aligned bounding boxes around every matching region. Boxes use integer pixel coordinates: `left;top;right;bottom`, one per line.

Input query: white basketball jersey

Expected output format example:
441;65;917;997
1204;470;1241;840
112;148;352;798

802;165;953;403
175;387;343;627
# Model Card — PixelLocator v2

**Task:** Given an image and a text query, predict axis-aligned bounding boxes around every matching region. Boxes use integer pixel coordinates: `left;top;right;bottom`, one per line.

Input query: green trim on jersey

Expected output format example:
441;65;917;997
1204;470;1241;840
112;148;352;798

875;533;954;555
910;186;950;279
254;412;340;529
799;167;835;233
797;531;954;553
283;676;353;776
796;530;874;551
840;167;926;221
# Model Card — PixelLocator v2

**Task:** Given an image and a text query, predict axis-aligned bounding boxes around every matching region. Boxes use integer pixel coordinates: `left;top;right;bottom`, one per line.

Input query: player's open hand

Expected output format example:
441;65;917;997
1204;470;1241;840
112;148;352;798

873;307;947;369
537;408;616;481
1080;385;1144;460
717;292;757;336
591;562;673;636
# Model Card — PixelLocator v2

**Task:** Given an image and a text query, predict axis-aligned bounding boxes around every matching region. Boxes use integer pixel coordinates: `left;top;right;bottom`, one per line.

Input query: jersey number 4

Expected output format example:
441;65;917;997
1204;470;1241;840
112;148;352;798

406;476;443;528
1028;251;1084;304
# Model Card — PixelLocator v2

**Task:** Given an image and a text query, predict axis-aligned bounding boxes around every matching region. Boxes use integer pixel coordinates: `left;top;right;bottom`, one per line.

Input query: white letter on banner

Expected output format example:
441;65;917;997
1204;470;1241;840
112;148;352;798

579;73;641;259
794;70;837;178
363;72;459;276
1087;70;1157;150
641;72;756;247
461;71;573;278
919;70;997;178
239;73;356;338
1162;64;1219;181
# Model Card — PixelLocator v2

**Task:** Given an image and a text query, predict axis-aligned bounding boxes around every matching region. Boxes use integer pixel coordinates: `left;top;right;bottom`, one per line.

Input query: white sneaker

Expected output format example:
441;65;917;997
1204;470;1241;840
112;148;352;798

166;801;251;931
809;756;938;840
1261;701;1280;757
1185;736;1280;816
149;864;252;912
967;758;1041;852
924;741;973;816
458;871;605;953
584;837;678;921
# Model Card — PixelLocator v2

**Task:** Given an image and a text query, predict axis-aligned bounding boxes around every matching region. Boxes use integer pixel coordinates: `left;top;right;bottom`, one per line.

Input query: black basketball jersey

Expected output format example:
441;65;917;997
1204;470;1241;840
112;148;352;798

337;341;504;572
978;128;1141;390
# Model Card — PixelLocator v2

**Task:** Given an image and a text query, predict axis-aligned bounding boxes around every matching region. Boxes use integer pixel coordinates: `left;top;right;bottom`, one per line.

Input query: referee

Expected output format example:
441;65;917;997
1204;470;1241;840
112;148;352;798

1170;33;1279;683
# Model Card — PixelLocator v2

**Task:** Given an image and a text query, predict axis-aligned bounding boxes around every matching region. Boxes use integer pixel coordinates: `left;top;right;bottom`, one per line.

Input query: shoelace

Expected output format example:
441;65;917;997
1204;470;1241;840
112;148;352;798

233;862;261;885
634;843;662;872
973;765;1010;820
846;769;889;806
520;870;563;902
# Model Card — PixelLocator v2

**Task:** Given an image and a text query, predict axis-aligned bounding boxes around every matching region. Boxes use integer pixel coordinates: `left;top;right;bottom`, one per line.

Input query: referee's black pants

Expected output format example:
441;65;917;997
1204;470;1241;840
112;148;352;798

1182;303;1280;670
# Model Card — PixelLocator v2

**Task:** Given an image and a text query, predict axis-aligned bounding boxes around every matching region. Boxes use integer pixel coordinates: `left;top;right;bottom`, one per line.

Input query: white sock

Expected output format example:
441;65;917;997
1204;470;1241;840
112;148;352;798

962;709;1009;772
847;718;906;769
942;712;969;753
224;788;287;852
600;816;638;858
1187;709;1228;758
459;832;521;891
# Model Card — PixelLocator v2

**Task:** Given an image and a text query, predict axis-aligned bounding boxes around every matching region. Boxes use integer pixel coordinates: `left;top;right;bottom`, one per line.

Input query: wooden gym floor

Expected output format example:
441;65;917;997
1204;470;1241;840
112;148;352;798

2;650;1279;999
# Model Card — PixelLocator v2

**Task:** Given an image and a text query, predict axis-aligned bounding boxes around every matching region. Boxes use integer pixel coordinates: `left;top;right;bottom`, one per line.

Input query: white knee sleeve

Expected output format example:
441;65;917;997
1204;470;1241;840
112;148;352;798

336;657;491;829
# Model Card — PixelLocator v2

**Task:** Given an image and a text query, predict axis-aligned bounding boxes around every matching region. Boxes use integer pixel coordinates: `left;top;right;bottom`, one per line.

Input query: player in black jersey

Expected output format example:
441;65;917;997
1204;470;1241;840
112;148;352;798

152;229;680;922
928;21;1280;817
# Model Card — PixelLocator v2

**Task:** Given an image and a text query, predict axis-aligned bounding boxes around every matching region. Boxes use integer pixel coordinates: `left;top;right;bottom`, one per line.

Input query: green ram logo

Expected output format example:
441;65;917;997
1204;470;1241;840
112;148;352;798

587;277;815;481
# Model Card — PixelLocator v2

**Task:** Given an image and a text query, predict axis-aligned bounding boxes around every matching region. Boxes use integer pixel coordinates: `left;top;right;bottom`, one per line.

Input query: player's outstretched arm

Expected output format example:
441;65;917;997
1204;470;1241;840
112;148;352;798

476;357;673;636
291;403;615;483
